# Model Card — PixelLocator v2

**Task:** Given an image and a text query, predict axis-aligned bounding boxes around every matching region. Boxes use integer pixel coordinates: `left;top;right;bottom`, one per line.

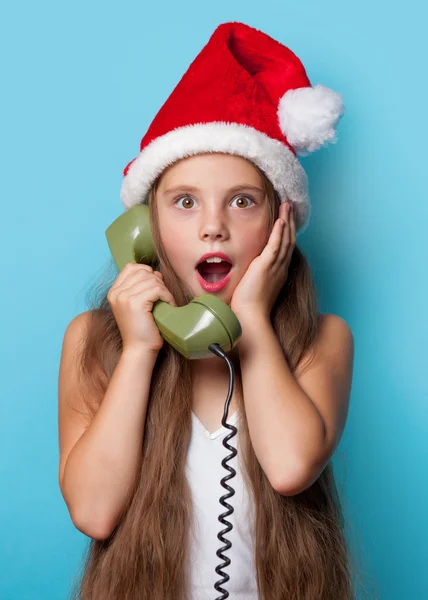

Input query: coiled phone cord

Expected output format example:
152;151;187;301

208;343;238;600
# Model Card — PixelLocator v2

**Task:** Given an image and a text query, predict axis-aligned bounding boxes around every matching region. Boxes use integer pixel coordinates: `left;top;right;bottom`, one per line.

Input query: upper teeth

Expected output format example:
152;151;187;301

205;257;226;263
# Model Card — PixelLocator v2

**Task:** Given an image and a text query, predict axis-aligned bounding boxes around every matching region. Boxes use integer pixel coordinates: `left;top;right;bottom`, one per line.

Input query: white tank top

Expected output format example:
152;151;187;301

185;409;259;600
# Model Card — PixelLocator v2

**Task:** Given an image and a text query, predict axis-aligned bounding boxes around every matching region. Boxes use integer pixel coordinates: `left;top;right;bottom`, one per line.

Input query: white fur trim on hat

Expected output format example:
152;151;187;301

277;84;345;156
120;122;311;234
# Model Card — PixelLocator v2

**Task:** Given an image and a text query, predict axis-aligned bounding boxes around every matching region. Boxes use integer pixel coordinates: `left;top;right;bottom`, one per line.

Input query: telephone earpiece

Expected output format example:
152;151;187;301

105;204;242;359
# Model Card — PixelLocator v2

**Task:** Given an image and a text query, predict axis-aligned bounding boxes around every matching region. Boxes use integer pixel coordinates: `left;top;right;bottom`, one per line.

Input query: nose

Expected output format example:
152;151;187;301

199;210;229;241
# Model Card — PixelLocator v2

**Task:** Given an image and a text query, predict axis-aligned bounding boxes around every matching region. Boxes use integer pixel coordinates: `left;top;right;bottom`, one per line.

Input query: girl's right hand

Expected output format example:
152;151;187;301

107;263;178;354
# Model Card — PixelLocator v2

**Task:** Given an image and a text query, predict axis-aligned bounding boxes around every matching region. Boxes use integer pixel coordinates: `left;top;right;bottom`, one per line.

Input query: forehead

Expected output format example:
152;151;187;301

157;153;263;192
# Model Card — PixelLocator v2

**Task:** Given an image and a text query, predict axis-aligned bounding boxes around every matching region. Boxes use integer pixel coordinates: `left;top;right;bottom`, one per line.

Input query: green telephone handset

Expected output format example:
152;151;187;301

105;204;242;360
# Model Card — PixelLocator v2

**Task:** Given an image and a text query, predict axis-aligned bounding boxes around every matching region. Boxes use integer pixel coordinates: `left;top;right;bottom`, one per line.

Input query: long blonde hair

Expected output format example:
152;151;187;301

68;161;374;599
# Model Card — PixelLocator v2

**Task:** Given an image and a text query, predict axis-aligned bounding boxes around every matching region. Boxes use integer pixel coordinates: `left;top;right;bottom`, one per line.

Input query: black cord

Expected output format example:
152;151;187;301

208;343;238;600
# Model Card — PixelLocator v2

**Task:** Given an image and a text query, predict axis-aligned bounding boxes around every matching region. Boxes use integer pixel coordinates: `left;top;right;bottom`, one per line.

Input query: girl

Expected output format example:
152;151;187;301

58;21;364;600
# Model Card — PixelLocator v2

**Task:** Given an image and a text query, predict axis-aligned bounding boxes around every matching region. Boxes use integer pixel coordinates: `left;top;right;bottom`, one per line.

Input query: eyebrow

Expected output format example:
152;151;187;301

163;184;265;195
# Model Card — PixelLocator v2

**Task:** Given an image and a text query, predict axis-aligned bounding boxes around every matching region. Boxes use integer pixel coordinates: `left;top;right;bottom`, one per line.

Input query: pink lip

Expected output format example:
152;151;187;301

195;268;233;293
196;251;233;267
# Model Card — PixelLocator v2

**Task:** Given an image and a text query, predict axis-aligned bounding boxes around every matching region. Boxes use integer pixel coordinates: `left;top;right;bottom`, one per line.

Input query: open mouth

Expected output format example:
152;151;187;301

196;261;232;283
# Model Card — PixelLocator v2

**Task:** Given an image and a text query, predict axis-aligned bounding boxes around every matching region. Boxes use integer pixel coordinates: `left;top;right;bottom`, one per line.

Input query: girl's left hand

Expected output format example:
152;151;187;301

230;200;296;322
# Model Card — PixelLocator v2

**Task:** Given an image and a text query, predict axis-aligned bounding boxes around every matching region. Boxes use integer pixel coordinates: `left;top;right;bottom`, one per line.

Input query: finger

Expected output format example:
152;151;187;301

290;202;296;245
126;279;178;307
266;218;285;266
118;271;162;296
109;265;155;296
111;263;153;290
283;203;296;265
276;203;291;263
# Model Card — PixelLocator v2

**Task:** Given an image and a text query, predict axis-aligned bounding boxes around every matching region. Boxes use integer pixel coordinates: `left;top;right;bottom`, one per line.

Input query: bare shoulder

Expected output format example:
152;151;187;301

58;309;98;412
58;311;95;385
295;313;353;376
63;310;94;343
318;313;354;344
311;312;354;375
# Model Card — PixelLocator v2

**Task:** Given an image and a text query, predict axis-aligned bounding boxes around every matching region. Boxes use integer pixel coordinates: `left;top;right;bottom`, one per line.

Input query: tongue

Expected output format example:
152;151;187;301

199;262;231;283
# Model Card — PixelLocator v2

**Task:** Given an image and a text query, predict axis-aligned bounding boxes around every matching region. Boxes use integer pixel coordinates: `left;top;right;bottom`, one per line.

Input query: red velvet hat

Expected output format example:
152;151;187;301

120;21;345;234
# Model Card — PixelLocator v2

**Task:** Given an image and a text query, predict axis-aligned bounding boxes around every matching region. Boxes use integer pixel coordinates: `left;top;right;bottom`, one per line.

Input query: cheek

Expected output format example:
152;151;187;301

240;224;270;262
159;224;191;272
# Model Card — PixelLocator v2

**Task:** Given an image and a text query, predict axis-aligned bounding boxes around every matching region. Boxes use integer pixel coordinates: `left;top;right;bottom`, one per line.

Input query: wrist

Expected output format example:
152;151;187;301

121;344;161;362
237;311;271;333
237;312;272;357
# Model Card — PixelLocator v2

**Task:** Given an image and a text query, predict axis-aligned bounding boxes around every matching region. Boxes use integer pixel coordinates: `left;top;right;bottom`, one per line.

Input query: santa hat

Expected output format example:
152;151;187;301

120;21;345;234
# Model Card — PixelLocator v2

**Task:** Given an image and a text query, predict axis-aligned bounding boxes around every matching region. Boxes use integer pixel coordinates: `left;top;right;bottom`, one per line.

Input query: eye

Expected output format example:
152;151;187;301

174;195;196;209
174;194;255;209
231;195;255;209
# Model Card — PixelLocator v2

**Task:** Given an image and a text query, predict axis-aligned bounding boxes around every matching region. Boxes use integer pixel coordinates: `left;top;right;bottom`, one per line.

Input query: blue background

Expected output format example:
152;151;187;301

1;1;426;598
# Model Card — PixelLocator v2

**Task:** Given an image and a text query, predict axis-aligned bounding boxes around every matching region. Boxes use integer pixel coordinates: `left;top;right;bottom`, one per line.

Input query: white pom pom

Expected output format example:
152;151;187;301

277;84;345;156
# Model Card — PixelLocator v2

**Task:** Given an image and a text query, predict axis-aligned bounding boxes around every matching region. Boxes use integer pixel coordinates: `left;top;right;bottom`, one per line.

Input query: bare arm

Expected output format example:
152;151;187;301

237;313;353;495
58;312;159;540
